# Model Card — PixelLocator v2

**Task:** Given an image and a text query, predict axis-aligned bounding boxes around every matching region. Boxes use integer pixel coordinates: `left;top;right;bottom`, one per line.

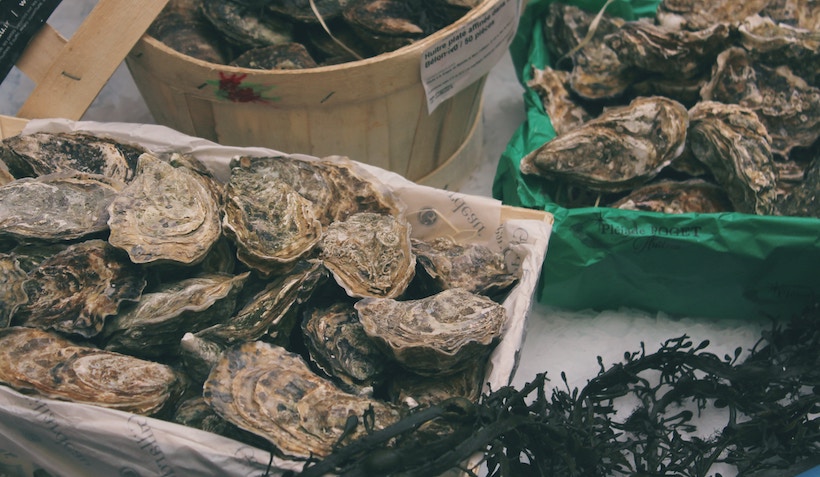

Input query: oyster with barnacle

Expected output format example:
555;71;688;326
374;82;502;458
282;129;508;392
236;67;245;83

203;340;403;458
699;47;820;158
319;212;416;299
520;96;689;192
355;287;507;376
12;240;146;338
0;131;144;182
609;178;734;214
107;153;223;266
99;272;250;359
687;101;778;215
301;301;387;395
0;172;125;242
0;326;185;416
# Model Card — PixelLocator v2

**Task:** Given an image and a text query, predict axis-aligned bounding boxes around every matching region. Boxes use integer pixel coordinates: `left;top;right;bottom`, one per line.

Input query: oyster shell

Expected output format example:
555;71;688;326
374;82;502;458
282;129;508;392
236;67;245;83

388;359;486;408
195;259;327;346
222;160;323;275
0;253;27;326
609;178;734;213
655;0;770;31
605;21;732;80
319;212;416;299
0;132;143;182
343;0;426;54
0;158;13;186
0;326;185;416
737;14;820;87
268;0;346;23
202;340;402;458
12;239;147;338
301;301;387;394
700;47;820;157
99;272;250;359
200;0;294;49
411;236;519;299
230;42;318;69
527;65;591;136
0;172;125;242
688;101;779;215
108;153;223;266
774;155;819;218
761;0;820;30
179;332;224;385
354;287;507;376
148;0;229;64
520;96;689;192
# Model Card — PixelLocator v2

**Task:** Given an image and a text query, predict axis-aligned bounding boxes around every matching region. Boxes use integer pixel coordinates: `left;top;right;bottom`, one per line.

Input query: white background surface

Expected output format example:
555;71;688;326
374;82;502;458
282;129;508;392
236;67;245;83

0;2;775;474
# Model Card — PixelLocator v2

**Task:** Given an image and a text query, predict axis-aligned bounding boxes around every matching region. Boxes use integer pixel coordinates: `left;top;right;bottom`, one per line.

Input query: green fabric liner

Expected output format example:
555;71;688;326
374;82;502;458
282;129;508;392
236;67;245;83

493;0;820;320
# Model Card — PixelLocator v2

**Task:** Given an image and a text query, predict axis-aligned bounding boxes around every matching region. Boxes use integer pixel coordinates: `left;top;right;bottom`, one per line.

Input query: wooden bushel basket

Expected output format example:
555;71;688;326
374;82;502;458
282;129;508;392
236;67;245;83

124;1;506;190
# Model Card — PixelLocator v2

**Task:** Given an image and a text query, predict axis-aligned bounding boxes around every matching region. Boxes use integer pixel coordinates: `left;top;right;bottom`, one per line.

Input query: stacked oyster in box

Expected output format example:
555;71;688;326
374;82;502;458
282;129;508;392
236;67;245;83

0;121;550;475
520;0;819;217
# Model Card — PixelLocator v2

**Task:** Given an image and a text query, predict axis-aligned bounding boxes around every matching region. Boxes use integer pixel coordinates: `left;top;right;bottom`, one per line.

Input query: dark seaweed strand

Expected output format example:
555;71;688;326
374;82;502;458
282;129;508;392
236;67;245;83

293;302;819;477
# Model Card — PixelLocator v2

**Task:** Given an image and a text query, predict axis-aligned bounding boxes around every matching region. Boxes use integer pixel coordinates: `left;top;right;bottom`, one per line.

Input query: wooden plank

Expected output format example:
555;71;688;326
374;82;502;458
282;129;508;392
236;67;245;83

14;24;67;83
17;0;169;120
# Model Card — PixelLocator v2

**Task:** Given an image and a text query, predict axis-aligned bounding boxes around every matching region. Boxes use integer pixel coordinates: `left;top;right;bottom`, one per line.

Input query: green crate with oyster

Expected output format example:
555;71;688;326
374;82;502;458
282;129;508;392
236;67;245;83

493;0;820;319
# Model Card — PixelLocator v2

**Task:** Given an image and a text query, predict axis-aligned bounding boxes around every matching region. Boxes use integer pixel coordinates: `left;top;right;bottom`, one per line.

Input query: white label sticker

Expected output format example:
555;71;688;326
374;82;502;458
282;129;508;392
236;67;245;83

420;0;520;114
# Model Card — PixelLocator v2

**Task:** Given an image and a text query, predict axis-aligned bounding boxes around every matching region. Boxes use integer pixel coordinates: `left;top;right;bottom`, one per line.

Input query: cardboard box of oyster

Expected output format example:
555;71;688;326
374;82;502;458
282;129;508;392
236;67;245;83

0;118;552;476
493;0;820;321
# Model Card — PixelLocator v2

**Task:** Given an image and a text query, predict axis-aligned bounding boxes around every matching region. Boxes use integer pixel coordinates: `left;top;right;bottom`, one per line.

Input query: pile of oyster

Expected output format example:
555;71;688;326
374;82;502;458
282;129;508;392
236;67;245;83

0;131;520;460
520;0;819;217
147;0;483;69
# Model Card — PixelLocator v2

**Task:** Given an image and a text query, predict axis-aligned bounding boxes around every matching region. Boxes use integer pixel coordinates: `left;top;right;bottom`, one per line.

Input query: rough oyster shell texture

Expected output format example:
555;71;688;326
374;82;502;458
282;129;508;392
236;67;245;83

525;1;820;217
355;288;507;376
521;96;689;192
320;212;416;298
0;254;27;326
107;153;223;265
203;340;402;458
0;326;184;416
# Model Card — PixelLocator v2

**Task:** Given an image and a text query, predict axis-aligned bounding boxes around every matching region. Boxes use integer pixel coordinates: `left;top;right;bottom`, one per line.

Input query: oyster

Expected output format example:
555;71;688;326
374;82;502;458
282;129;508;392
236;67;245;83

0;326;185;416
195;259;327;346
12;239;147;338
108;153;223;266
200;0;294;49
605;21;731;80
700;47;820;157
268;0;346;23
148;0;229;64
0;172;125;242
688;101;778;215
179;332;224;385
412;236;519;299
222;160;323;274
99;272;250;359
0;158;13;186
737;14;820;87
354;287;507;376
0;131;143;182
230;42;318;69
761;0;820;30
319;212;416;299
343;0;426;54
527;65;591;136
203;340;403;458
654;0;770;31
609;178;734;213
302;301;387;394
774;155;819;218
520;96;689;192
388;359;486;408
0;254;27;326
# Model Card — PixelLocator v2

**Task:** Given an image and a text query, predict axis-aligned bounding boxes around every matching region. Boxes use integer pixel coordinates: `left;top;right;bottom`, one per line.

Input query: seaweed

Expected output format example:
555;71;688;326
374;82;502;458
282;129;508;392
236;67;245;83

287;302;820;476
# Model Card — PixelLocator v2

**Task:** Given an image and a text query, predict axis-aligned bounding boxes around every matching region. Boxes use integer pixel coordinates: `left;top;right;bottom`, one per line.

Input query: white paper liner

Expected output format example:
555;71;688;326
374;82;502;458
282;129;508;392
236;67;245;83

0;118;552;476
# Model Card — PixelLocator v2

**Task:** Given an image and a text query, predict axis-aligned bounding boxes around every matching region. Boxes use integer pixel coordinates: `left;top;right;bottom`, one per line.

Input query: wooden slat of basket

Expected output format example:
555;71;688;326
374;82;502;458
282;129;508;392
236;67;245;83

15;0;169;121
